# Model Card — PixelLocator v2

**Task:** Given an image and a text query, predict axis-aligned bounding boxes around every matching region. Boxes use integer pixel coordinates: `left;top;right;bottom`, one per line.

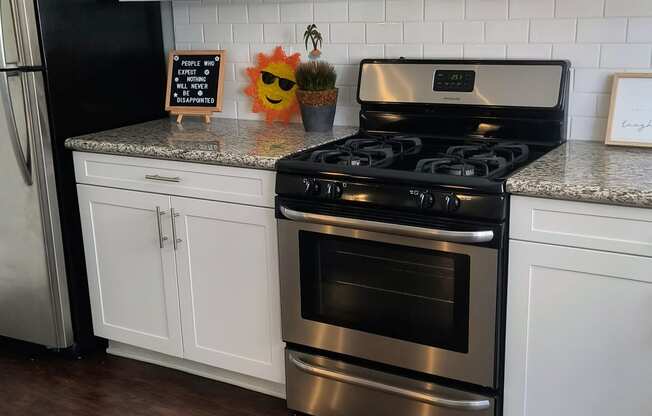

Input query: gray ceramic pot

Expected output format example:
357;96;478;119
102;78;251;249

299;104;337;132
297;89;338;132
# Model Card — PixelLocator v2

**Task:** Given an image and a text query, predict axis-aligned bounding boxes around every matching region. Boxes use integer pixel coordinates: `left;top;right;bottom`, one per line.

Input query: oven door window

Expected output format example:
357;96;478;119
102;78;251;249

299;231;470;353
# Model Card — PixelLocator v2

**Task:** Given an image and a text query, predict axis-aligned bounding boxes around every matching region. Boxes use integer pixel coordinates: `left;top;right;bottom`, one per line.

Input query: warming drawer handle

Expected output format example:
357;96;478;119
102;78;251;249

280;206;494;244
288;354;491;411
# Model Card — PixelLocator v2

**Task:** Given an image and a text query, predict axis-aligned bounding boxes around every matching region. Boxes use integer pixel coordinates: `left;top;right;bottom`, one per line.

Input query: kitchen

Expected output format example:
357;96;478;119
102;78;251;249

1;1;651;415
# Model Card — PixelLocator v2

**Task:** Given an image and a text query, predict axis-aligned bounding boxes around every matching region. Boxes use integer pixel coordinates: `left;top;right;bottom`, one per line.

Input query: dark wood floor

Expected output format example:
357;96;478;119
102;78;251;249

0;338;290;416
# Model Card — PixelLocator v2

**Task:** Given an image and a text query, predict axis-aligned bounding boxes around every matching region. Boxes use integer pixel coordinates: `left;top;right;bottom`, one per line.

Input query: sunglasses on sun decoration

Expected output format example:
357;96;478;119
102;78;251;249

261;71;296;91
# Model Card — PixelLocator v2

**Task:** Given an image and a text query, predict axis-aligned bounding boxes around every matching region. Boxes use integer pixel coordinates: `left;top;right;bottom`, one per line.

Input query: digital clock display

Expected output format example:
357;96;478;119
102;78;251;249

433;70;475;92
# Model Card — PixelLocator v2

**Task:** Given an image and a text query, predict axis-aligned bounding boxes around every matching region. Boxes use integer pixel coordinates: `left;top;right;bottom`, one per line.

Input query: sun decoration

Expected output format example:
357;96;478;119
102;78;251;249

245;46;301;124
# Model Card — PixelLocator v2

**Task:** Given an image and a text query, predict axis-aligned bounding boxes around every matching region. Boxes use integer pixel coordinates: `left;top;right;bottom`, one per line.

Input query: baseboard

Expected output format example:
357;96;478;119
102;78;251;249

107;341;286;399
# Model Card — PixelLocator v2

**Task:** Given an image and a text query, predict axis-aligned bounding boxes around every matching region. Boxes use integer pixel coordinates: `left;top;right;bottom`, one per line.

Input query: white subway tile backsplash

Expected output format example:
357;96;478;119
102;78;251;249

425;0;465;21
387;0;424;22
628;18;652;42
319;44;349;64
385;44;423;58
172;0;652;132
556;0;605;18
571;116;607;141
172;5;189;25
605;0;652;17
218;4;247;24
330;23;365;43
485;20;528;43
553;44;601;67
314;2;348;22
444;21;483;43
350;1;385;22
264;24;296;43
248;4;280;23
349;44;384;63
189;6;218;24
334;65;359;86
507;43;552;58
175;24;203;43
572;92;598;116
574;69;616;93
530;19;577;43
596;93;612;117
233;24;264;42
404;22;443;43
423;44;464;58
280;2;313;23
577;18;627;43
464;44;506;59
509;0;554;19
367;23;403;43
222;44;251;63
600;44;652;67
204;24;232;43
466;0;508;20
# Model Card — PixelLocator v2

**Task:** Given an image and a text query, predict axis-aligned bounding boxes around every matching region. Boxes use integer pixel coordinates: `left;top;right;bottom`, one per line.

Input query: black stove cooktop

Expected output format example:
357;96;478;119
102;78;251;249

279;132;536;189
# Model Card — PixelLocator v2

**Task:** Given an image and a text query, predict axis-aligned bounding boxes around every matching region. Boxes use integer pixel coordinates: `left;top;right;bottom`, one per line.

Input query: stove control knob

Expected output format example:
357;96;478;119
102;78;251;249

417;192;434;209
444;194;461;213
326;182;343;200
303;179;320;196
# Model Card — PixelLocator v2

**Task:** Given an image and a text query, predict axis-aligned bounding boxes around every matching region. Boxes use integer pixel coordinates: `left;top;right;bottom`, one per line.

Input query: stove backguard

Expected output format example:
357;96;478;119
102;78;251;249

356;59;571;147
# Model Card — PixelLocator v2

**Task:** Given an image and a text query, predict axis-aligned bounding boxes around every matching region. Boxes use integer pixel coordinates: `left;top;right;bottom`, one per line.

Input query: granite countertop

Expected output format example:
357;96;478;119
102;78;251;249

507;141;652;209
65;118;357;170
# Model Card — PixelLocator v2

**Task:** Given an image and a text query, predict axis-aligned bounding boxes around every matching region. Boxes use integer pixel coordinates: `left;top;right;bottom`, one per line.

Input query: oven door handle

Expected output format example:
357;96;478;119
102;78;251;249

280;206;494;244
289;353;491;411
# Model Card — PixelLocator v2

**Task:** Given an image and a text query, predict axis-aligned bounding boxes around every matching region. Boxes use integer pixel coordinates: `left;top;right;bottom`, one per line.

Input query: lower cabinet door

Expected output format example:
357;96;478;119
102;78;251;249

505;240;652;416
172;196;284;383
77;185;183;357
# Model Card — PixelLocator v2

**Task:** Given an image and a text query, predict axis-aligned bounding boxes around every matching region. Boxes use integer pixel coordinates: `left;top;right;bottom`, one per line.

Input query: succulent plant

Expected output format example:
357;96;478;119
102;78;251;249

295;61;337;91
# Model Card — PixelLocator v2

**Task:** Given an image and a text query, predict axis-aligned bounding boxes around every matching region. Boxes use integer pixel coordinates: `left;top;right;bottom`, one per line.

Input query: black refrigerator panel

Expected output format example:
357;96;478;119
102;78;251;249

34;0;167;350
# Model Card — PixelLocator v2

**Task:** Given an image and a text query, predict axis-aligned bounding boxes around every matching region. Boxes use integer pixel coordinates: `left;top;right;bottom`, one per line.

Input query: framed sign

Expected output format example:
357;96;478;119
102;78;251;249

165;50;226;123
605;73;652;147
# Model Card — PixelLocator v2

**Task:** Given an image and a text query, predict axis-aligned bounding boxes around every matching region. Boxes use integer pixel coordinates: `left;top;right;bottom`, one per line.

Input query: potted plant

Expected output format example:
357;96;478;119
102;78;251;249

295;61;338;132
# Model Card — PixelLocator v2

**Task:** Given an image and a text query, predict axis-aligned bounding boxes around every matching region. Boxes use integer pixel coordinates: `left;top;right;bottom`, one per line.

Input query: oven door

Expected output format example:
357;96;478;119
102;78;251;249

278;206;499;388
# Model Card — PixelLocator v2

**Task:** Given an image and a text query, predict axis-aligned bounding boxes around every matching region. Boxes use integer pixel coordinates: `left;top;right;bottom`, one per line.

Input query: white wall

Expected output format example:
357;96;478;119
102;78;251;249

172;0;652;139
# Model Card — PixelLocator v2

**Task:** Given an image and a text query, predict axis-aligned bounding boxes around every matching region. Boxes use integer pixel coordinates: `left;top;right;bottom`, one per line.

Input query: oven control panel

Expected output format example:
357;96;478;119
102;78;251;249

277;174;508;221
433;70;475;92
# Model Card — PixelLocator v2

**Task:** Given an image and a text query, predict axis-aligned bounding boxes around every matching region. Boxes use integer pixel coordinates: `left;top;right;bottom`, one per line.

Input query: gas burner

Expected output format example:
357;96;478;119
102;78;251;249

415;156;488;177
308;146;395;168
343;135;422;156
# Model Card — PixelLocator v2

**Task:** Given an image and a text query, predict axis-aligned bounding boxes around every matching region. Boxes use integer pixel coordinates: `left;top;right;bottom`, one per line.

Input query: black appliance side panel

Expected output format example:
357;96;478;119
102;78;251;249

35;0;167;350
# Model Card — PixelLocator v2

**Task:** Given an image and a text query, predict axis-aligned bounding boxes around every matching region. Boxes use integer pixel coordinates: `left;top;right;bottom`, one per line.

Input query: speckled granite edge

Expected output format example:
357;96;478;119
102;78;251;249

66;138;290;170
64;118;358;171
507;142;652;209
507;179;652;209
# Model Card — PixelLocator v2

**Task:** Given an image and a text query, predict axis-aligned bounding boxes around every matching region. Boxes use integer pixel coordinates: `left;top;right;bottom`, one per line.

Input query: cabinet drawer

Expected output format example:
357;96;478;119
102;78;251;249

73;152;276;208
510;196;652;257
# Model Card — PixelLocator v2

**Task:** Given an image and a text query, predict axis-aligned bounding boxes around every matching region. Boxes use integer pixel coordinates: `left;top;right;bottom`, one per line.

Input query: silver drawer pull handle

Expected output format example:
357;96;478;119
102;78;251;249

145;174;181;183
171;208;182;250
280;206;494;244
289;354;491;411
155;207;169;248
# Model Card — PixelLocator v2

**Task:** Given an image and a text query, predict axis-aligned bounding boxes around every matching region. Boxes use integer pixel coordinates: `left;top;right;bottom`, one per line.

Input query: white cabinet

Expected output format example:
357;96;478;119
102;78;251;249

506;196;652;416
77;185;183;357
173;196;284;383
75;153;283;385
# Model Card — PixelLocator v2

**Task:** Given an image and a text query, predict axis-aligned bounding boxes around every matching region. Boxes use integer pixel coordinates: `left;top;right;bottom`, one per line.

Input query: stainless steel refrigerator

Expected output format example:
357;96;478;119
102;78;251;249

0;0;167;349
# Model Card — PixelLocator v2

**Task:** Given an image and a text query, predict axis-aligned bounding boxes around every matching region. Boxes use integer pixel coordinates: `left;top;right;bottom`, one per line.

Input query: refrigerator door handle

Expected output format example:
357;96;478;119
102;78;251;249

1;71;32;185
8;0;23;65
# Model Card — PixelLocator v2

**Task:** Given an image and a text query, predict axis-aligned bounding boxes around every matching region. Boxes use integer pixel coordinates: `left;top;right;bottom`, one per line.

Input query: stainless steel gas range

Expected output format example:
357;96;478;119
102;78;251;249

275;59;571;416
